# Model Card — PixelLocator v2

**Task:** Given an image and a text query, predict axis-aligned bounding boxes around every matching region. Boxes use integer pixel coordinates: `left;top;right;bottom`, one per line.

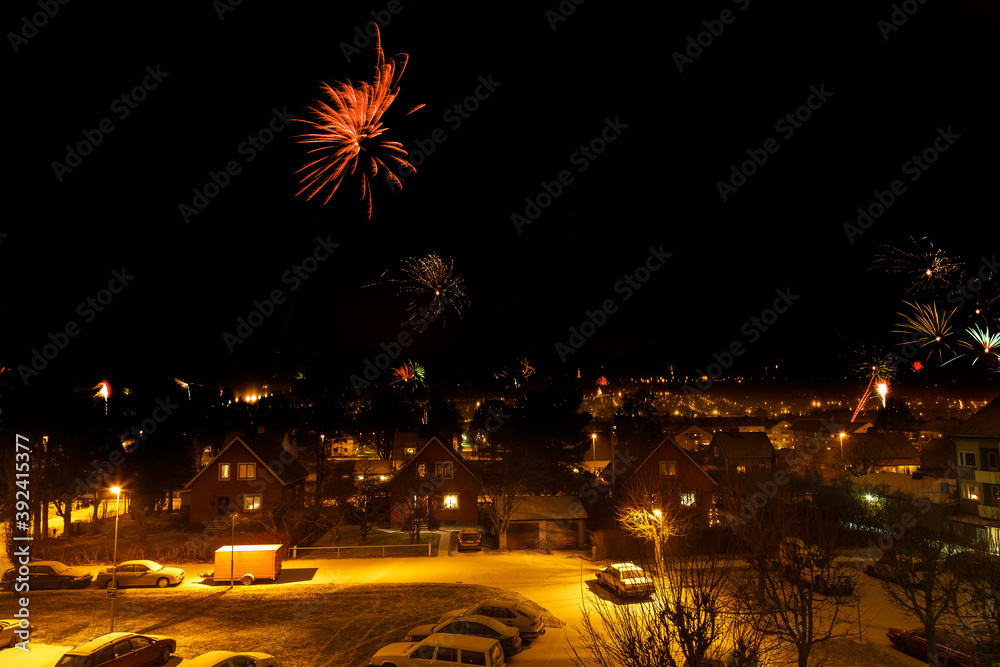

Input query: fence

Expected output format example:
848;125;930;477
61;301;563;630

290;543;432;558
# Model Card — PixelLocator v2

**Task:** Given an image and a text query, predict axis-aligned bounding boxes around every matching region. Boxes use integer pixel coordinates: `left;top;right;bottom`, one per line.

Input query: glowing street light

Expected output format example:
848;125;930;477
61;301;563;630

229;512;238;590
109;486;121;632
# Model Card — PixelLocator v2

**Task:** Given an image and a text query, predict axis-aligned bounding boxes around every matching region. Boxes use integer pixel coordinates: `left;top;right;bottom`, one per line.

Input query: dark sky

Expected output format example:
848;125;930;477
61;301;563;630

3;0;999;394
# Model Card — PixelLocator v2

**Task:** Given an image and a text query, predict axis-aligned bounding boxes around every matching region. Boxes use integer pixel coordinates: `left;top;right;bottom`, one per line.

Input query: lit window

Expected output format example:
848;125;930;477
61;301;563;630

681;493;695;506
405;447;416;455
660;461;677;477
243;494;261;511
238;463;256;480
436;462;454;479
443;493;459;509
959;452;977;467
219;463;230;480
416;463;427;477
736;465;747;474
963;485;980;501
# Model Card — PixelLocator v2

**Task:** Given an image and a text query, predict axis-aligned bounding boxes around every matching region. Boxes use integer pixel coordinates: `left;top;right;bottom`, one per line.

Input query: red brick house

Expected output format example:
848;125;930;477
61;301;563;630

182;431;308;528
606;436;717;519
388;436;480;528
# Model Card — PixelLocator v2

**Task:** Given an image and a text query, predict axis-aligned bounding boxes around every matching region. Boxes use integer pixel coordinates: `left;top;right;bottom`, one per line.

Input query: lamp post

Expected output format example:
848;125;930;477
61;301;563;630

109;486;121;632
651;508;664;575
229;512;238;589
839;433;846;471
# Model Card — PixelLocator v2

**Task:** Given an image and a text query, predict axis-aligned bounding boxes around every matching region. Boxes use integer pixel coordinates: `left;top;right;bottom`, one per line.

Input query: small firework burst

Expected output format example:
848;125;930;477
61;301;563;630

596;376;609;387
871;236;963;293
391;359;426;389
968;275;1000;325
959;324;1000;365
875;381;889;408
912;360;924;372
849;344;896;422
494;357;536;389
293;23;423;218
397;253;468;321
891;301;959;363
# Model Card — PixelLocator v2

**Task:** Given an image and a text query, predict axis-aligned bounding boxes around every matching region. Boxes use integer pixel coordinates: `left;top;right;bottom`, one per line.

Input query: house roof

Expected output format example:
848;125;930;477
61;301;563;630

711;431;776;459
184;432;308;489
501;495;589;521
845;431;920;464
387;436;480;486
604;436;716;486
950;393;1000;437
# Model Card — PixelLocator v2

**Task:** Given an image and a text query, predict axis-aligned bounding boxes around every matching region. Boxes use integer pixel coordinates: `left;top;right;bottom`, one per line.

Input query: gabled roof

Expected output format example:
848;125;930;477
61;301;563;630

607;436;716;486
184;432;308;489
951;394;1000;437
845;431;920;463
711;431;776;459
387;436;480;486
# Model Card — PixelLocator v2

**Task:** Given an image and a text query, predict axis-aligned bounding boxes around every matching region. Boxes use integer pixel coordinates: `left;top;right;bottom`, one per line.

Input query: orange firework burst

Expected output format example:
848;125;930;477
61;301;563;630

294;23;423;218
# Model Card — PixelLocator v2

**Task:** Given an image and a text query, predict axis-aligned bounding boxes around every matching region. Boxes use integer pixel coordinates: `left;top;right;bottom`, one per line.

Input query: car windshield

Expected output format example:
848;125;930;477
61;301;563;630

150;563;164;571
55;657;90;667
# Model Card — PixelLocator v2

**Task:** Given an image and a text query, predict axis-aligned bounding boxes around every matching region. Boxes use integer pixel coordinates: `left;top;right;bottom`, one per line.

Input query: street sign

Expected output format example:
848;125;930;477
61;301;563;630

106;588;117;599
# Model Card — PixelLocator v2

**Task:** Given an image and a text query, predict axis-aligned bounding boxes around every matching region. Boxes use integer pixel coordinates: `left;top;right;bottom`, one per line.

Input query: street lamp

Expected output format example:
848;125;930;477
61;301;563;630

839;433;846;471
109;486;121;632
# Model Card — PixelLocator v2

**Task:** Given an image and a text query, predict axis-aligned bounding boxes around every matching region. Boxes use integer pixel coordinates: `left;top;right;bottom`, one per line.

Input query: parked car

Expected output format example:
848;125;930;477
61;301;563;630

369;633;505;667
779;538;855;595
405;614;521;657
439;599;544;639
94;560;185;588
596;562;655;599
54;632;175;667
457;527;482;551
865;552;928;587
182;651;281;666
887;626;979;667
1;560;93;590
1;619;30;648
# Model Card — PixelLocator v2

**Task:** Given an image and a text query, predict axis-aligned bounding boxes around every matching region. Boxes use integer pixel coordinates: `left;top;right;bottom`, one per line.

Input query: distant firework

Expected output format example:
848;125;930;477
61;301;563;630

494;357;535;389
871;236;963;293
391;360;426;389
293;24;423;218
397;253;468;321
849;344;896;422
891;301;958;363
959;324;1000;366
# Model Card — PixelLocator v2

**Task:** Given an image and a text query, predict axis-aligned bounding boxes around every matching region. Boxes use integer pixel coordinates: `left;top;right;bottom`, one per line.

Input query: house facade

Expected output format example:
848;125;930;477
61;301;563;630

951;394;1000;522
183;432;308;527
388;436;480;528
705;430;777;477
611;436;716;520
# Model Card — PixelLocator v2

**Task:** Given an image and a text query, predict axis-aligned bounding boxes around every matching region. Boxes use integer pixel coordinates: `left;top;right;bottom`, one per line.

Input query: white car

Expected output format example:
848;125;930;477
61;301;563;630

438;599;544;639
94;560;186;588
596;562;654;598
181;651;280;667
1;619;26;648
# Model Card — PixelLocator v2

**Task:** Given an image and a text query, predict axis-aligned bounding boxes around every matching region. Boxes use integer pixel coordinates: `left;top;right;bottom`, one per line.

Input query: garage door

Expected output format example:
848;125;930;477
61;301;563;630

507;522;540;550
546;520;579;549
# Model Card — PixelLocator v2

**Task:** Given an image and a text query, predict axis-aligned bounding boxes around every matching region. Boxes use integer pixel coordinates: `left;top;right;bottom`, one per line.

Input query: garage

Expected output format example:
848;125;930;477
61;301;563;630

507;522;540;550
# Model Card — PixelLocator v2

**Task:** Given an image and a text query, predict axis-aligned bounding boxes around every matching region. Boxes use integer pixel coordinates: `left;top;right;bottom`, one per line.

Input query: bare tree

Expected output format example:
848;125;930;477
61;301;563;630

949;529;1000;654
350;461;388;542
477;441;536;552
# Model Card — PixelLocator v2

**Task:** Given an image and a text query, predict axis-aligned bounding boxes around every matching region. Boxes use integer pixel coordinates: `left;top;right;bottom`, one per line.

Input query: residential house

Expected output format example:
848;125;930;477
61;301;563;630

182;431;307;528
388;436;480;528
765;419;793;450
951;394;1000;522
669;424;714;452
705;430;776;477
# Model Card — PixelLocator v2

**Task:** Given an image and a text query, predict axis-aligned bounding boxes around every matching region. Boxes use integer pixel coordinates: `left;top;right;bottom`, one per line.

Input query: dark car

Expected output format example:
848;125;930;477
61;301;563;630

405;614;521;657
457;527;482;552
887;627;979;667
1;560;93;591
865;552;928;587
54;632;175;667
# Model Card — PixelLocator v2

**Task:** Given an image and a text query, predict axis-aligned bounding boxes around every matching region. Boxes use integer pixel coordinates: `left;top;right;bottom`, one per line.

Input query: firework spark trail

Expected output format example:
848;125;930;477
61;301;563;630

891;301;959;364
959;324;1000;365
494;357;535;388
397;253;468;319
871;236;963;294
849;345;896;422
294;23;423;218
391;359;426;389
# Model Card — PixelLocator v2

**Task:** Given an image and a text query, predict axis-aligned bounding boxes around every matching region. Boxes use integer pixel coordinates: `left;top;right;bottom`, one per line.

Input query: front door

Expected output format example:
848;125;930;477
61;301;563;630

217;497;230;517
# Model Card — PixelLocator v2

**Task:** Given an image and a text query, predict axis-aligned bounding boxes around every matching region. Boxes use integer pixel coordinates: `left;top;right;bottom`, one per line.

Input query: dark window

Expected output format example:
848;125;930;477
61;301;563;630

437;647;458;661
93;647;115;665
412;645;435;659
130;637;152;650
113;641;132;658
460;649;487;665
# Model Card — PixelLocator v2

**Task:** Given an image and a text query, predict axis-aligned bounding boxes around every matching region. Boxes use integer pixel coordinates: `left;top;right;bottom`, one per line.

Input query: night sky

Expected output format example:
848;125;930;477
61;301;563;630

4;1;999;394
